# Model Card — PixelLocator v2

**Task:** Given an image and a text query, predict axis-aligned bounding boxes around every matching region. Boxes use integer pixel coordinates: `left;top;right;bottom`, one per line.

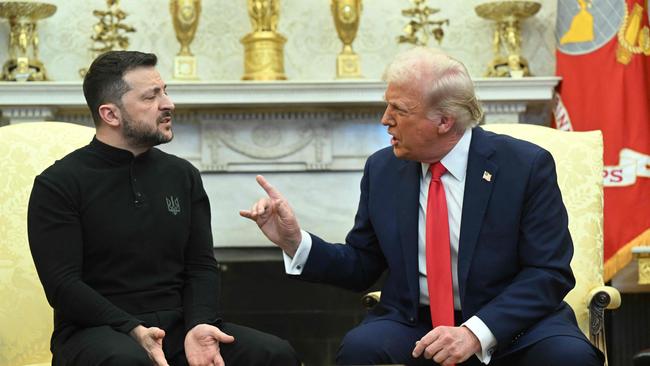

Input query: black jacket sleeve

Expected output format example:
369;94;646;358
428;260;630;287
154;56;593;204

27;174;143;333
182;167;221;332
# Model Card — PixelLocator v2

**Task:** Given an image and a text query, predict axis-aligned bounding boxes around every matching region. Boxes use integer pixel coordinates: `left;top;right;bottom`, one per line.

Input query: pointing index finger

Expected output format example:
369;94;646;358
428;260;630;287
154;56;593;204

256;175;283;199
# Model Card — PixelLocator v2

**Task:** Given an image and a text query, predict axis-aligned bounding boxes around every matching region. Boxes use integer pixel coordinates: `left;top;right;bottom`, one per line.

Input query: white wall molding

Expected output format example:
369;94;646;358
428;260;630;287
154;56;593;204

0;78;560;172
0;77;559;108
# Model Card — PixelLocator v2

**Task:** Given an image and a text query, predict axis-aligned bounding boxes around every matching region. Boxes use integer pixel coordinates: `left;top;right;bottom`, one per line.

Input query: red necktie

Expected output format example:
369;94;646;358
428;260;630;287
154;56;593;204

426;162;454;329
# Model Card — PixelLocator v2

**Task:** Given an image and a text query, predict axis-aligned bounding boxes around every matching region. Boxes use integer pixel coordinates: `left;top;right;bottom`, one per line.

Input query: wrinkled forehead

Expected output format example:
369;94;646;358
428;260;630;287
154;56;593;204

122;66;164;91
385;78;429;104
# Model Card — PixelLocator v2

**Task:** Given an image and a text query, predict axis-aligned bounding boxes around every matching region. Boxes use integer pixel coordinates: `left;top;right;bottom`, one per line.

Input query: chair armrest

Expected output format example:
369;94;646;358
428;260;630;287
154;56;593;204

362;291;381;309
633;348;650;366
588;285;621;364
588;286;621;310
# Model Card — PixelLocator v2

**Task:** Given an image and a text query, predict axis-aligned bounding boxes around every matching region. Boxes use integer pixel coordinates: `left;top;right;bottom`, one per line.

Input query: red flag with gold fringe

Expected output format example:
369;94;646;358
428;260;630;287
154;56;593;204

555;0;650;281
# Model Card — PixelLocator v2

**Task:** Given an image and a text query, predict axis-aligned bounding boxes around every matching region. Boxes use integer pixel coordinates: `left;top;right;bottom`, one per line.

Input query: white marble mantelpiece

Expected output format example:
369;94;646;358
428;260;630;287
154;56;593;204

0;78;560;247
0;78;560;172
0;77;559;118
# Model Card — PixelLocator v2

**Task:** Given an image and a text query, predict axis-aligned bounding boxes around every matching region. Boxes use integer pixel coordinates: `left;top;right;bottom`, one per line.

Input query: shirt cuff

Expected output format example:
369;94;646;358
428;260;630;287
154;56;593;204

462;316;497;364
283;230;311;275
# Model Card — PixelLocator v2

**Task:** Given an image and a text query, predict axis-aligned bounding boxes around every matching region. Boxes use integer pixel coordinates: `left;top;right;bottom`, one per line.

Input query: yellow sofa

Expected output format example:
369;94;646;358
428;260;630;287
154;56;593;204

363;123;621;364
0;122;94;366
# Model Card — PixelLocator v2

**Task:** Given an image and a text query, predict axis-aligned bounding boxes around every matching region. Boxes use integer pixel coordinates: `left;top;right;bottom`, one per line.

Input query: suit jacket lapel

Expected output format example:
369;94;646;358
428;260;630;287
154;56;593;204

397;159;421;305
458;127;497;303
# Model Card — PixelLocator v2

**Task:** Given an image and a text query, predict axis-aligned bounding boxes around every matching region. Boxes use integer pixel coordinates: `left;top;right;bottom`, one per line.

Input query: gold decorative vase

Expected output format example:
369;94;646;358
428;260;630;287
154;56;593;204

241;0;287;81
0;1;56;81
331;0;362;79
475;0;541;77
170;0;200;80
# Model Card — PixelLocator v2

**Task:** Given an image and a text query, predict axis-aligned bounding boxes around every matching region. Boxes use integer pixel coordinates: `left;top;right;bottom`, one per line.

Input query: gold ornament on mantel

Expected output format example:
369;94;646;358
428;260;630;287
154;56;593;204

79;0;135;77
241;0;287;81
331;0;363;79
398;0;449;46
475;1;541;78
0;1;56;82
170;0;201;80
90;0;135;54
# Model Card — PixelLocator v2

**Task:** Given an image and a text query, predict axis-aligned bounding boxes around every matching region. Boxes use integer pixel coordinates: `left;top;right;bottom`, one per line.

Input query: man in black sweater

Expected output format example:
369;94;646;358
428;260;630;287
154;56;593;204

27;51;300;366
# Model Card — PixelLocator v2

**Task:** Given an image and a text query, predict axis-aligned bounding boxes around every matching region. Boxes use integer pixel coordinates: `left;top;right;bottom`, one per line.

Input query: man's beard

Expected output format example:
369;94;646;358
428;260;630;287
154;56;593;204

122;109;173;148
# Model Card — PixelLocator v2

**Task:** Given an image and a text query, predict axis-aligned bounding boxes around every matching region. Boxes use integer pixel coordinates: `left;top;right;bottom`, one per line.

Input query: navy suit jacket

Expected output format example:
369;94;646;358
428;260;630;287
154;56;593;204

300;126;588;358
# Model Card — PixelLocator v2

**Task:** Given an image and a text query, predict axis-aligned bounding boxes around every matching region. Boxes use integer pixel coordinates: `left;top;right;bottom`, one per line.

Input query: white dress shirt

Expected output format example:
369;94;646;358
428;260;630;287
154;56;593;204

285;128;497;363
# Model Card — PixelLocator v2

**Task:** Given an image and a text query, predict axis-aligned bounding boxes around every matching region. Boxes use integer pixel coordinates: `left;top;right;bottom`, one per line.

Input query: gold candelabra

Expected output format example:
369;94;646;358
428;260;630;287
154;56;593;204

398;0;449;46
90;0;135;54
170;0;201;80
475;0;541;77
79;0;135;77
0;1;56;81
241;0;287;80
331;0;362;79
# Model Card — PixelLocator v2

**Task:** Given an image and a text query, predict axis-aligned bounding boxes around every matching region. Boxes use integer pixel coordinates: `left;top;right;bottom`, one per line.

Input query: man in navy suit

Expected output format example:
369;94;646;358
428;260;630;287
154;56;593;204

241;47;603;366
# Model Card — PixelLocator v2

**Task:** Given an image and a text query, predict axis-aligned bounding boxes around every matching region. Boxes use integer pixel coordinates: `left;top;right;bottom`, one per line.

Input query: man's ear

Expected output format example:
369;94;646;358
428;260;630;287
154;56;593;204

437;115;456;134
98;104;121;128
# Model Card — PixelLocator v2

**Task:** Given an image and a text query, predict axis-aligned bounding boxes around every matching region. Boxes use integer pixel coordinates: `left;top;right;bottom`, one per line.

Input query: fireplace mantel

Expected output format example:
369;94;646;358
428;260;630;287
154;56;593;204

0;77;559;123
0;77;561;247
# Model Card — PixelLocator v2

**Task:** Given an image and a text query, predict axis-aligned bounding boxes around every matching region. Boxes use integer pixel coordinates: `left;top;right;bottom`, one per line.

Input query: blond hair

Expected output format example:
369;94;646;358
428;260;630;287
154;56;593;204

383;47;483;131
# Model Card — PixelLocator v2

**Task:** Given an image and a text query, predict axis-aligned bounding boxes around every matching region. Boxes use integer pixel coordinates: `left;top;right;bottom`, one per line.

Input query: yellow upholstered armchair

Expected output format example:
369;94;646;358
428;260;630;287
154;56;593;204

0;122;94;366
363;123;621;363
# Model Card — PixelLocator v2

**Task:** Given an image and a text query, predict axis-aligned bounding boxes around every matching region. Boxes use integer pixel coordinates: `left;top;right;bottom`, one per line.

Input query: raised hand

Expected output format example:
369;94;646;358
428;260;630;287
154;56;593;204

129;325;169;366
184;324;235;366
239;175;302;257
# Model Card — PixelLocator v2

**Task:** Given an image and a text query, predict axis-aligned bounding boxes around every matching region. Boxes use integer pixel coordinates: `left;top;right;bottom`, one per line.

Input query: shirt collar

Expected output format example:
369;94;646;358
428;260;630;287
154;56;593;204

421;128;472;181
89;136;149;164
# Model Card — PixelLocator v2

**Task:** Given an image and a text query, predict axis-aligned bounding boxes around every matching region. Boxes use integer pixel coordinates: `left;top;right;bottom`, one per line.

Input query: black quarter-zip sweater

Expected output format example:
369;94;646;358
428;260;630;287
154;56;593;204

28;137;220;342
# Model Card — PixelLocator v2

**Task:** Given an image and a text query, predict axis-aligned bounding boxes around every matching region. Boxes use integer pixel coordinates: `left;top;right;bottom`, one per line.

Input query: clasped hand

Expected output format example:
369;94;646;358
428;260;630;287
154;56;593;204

412;325;481;365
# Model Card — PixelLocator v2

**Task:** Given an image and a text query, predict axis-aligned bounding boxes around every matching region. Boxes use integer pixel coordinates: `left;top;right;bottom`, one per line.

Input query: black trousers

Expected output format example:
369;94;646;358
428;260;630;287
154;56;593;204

51;309;300;366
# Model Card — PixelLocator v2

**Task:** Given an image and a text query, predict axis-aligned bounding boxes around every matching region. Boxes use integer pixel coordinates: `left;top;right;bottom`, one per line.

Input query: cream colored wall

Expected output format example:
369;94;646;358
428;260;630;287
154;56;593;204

0;0;558;81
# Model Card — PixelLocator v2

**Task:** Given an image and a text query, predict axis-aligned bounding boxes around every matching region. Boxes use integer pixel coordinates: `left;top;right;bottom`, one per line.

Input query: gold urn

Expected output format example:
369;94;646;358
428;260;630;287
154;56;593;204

0;1;56;81
170;0;201;80
331;0;363;79
241;0;287;81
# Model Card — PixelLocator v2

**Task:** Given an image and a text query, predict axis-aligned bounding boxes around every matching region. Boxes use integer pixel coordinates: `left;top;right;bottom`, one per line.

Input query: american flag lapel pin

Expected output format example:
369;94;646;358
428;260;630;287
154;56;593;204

482;171;492;182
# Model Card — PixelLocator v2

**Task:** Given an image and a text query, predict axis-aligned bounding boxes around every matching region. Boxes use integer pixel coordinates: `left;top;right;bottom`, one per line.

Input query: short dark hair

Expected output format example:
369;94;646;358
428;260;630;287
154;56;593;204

83;51;158;125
